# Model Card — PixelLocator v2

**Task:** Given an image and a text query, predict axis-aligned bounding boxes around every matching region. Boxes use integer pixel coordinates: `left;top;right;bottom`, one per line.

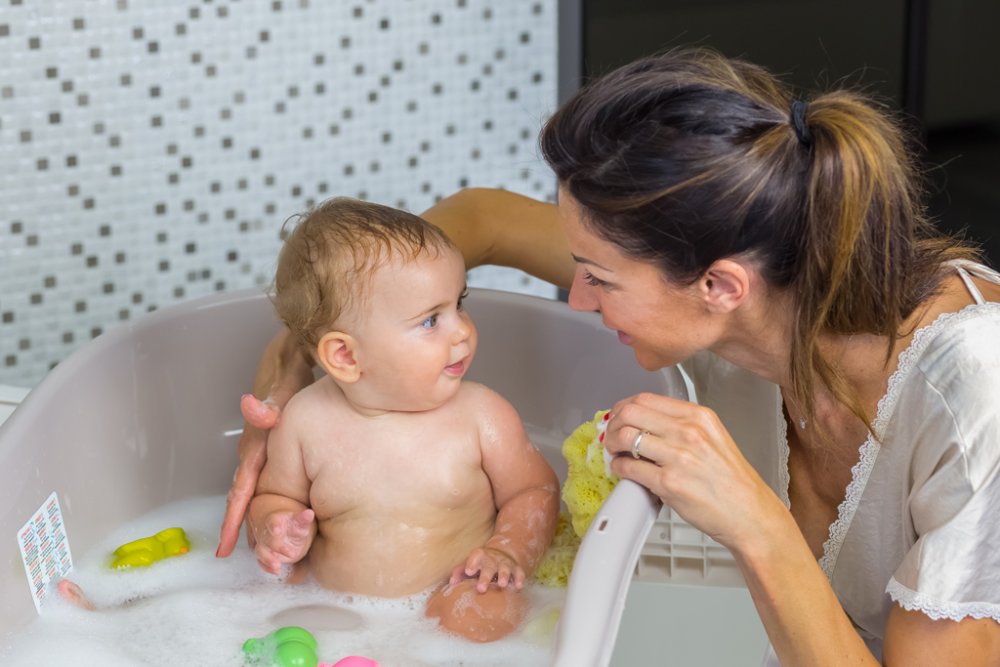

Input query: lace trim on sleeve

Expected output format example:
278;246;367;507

818;303;1000;579
887;577;1000;623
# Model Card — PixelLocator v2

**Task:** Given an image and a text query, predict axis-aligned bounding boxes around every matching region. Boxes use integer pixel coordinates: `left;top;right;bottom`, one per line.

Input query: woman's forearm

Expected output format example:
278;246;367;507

421;188;575;289
735;513;879;666
252;327;315;404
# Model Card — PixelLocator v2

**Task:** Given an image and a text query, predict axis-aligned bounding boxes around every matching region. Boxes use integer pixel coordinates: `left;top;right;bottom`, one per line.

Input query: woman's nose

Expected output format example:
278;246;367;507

567;271;598;312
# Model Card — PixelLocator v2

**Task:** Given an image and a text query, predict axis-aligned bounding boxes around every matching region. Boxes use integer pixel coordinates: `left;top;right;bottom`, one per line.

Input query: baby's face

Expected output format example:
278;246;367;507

348;247;477;411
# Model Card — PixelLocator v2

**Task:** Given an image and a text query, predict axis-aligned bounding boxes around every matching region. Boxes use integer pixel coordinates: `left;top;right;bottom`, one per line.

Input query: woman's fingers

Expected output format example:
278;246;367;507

218;394;286;558
217;421;270;557
240;393;281;429
217;455;263;556
605;394;703;453
601;393;770;549
605;401;709;463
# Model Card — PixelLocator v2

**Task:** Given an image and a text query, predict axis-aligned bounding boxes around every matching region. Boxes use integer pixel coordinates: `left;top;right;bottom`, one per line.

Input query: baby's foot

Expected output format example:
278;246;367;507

56;578;97;611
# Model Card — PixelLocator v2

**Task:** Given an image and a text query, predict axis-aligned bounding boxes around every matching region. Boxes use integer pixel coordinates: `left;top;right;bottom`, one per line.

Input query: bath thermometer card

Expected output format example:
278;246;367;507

18;491;74;612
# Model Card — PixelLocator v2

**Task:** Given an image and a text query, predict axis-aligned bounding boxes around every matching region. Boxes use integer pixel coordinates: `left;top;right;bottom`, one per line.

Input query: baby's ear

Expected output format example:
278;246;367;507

316;331;361;383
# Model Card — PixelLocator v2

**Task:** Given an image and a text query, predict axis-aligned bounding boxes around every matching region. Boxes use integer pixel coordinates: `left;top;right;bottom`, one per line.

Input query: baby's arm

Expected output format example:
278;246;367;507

456;389;560;592
247;402;317;575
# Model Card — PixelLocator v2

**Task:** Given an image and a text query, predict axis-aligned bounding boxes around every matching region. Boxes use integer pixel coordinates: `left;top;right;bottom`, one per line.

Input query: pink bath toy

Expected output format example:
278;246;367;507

327;658;380;667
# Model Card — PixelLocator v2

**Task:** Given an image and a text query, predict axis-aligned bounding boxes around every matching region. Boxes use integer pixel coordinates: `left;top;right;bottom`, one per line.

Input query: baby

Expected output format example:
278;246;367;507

247;197;560;642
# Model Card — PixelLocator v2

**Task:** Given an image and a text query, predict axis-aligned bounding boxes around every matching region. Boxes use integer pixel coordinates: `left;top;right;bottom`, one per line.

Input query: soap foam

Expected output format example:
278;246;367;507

0;495;564;666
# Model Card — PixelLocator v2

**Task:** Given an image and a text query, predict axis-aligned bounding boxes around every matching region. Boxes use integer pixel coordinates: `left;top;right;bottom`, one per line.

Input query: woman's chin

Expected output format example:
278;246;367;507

631;346;683;373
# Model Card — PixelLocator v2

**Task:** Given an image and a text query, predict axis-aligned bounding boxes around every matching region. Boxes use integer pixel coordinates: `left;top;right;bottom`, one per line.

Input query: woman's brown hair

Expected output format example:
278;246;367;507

540;46;978;429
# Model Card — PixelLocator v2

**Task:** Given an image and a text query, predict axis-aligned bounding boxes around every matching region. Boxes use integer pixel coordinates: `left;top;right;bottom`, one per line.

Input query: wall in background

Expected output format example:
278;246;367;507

583;0;907;105
0;0;558;387
581;0;1000;265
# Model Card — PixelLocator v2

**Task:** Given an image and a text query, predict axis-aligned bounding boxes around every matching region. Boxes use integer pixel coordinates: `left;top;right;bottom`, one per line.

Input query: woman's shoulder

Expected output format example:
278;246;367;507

895;302;1000;438
910;301;1000;371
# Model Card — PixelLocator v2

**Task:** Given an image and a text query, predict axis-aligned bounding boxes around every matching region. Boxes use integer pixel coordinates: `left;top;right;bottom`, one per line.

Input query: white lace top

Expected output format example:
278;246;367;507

681;261;1000;663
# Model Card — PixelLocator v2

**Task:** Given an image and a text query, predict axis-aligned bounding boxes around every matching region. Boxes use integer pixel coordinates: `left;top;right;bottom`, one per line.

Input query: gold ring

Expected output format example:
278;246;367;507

631;430;648;459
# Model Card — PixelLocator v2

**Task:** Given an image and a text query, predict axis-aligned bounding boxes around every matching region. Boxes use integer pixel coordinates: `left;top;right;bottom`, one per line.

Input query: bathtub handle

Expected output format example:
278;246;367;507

550;478;662;667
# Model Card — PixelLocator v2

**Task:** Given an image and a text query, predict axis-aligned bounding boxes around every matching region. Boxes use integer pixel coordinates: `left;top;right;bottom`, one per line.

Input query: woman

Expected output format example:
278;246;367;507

218;48;1000;664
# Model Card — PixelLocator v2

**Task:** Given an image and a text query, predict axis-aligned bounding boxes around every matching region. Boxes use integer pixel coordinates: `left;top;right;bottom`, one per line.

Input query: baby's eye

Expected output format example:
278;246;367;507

422;314;439;329
583;271;607;287
457;289;470;310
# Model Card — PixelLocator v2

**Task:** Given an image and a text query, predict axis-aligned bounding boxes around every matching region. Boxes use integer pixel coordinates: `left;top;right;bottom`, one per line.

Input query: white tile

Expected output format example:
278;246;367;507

0;1;558;386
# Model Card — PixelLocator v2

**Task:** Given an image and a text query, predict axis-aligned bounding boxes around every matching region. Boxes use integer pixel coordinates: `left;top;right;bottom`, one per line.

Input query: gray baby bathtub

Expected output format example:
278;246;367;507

0;287;765;665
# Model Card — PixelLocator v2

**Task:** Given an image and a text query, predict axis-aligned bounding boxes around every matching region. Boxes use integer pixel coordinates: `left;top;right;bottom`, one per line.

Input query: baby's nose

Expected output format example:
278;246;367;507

452;317;473;344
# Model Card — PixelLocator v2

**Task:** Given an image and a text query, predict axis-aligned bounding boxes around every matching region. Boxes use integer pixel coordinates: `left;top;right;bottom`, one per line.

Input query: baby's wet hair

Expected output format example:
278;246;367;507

272;197;457;354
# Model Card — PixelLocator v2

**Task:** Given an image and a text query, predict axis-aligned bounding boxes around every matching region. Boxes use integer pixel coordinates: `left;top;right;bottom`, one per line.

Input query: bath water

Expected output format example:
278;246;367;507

0;495;565;666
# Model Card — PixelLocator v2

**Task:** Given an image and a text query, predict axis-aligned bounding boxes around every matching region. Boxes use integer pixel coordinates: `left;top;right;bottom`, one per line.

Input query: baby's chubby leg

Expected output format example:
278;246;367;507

425;579;529;643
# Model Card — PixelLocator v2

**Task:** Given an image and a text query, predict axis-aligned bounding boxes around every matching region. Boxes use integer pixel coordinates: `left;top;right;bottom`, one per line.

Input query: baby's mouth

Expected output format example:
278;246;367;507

444;359;466;375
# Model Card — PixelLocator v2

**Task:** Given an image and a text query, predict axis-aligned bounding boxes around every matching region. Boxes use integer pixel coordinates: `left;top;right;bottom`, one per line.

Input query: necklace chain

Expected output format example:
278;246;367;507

783;393;808;429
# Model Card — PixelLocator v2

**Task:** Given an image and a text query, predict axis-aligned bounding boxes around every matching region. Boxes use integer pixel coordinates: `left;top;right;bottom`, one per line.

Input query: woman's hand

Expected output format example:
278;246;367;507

603;392;786;552
216;395;283;557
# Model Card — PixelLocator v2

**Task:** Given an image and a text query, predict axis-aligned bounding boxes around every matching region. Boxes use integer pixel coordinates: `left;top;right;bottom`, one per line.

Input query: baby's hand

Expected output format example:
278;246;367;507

450;546;526;593
252;508;315;575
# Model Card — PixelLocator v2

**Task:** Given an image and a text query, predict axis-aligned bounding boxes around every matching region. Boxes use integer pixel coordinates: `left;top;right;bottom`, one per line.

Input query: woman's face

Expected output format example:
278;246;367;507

557;189;711;371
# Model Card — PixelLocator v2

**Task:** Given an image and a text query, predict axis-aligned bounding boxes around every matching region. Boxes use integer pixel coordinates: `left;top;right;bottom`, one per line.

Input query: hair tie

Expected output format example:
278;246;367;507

790;100;812;147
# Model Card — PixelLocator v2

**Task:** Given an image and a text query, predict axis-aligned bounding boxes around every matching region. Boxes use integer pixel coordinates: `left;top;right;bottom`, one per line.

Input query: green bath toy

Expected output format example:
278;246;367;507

110;527;191;569
243;626;319;667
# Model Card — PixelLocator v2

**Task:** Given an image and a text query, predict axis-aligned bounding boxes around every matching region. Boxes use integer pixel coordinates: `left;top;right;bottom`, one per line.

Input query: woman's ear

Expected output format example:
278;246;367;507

699;259;750;313
315;331;361;383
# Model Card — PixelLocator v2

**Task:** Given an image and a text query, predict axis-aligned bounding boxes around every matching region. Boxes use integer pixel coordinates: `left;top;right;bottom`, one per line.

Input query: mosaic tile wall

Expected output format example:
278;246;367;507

0;0;559;387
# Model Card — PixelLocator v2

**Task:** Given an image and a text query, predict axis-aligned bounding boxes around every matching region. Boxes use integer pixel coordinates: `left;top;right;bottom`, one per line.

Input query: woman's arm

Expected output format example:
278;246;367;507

605;392;1000;665
421;188;575;289
217;327;315;557
741;526;1000;665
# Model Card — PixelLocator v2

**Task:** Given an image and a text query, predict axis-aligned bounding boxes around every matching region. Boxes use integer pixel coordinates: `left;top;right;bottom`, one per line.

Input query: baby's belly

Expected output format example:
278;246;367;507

310;511;494;597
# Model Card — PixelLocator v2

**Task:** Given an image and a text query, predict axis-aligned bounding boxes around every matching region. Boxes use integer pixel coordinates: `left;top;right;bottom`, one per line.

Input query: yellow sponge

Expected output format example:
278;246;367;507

562;410;619;537
535;511;581;587
536;410;618;588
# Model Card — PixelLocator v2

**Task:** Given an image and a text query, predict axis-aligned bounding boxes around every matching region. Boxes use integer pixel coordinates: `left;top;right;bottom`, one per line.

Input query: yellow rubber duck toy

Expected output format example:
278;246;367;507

110;527;191;569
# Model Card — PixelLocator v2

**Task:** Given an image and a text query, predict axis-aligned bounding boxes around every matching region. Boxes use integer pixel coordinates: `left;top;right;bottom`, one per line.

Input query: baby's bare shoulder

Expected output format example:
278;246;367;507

276;378;349;438
454;380;514;409
453;382;524;433
287;377;344;410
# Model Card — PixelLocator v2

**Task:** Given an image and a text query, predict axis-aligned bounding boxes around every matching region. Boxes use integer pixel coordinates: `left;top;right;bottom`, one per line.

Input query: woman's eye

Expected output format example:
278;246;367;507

422;314;439;329
583;271;606;287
